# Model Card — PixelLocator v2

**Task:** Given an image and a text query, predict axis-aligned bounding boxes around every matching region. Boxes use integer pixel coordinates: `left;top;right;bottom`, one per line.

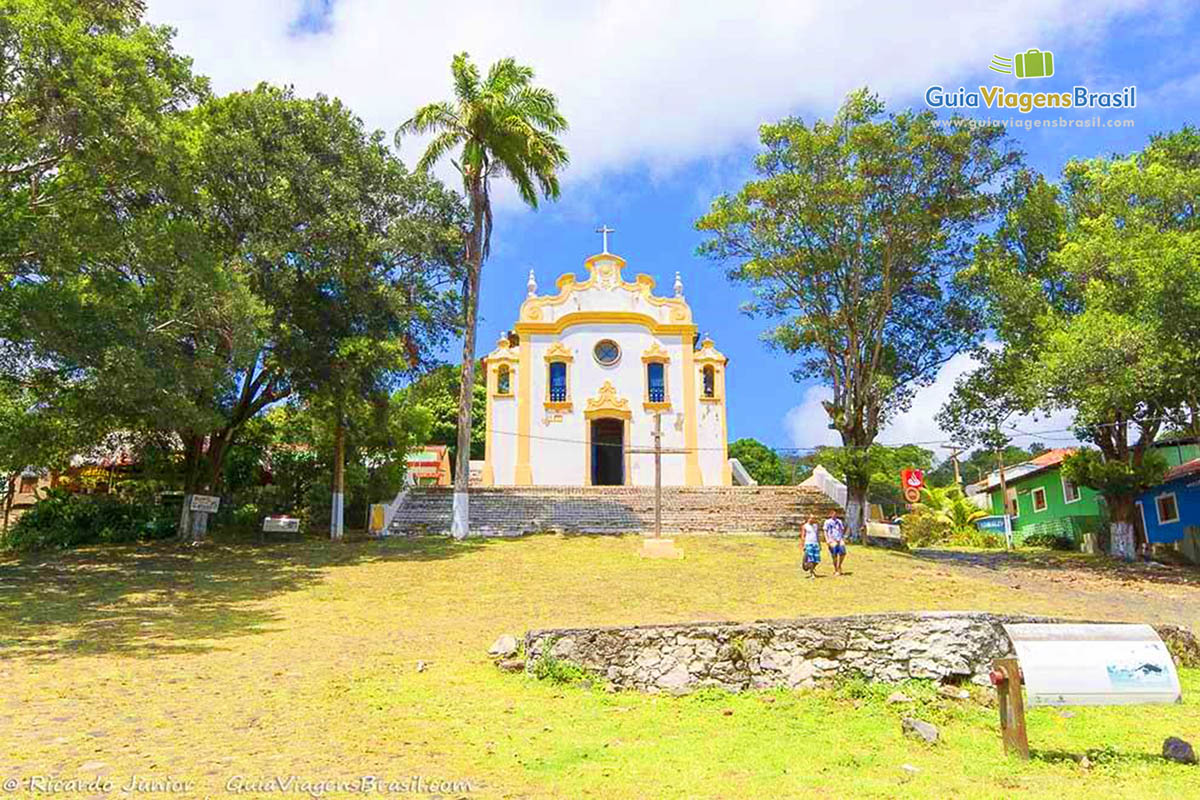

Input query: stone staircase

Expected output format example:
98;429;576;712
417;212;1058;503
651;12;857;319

385;485;840;537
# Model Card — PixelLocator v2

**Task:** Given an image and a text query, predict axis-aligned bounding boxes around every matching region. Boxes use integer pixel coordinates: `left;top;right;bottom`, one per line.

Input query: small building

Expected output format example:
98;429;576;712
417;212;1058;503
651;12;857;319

975;449;1105;545
404;445;451;487
1136;457;1200;564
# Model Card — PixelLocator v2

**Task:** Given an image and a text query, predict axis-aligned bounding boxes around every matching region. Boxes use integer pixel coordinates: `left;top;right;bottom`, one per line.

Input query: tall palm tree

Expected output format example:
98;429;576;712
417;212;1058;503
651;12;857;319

399;53;568;539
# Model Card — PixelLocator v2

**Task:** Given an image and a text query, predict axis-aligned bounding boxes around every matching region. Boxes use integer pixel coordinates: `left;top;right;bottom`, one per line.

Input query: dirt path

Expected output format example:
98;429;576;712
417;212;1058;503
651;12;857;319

912;548;1200;632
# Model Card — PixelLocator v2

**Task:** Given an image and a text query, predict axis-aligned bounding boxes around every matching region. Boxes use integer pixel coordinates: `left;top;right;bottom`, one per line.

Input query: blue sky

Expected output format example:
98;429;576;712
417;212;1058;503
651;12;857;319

146;0;1200;456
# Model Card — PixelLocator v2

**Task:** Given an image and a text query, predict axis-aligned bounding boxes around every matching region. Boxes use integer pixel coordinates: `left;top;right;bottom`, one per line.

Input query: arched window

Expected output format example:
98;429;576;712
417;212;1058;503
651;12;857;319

702;365;716;398
647;362;665;403
548;362;568;402
496;365;511;395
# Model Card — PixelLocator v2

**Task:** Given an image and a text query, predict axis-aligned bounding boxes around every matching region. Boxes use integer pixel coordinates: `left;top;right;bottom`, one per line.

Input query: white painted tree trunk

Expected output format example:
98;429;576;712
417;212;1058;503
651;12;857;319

1110;519;1135;561
330;417;345;541
330;492;344;540
451;491;469;540
845;487;867;543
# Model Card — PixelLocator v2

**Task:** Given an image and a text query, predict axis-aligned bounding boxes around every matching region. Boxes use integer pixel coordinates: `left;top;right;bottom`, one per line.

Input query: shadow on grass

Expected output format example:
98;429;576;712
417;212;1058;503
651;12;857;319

906;547;1200;589
1031;747;1167;767
0;534;488;661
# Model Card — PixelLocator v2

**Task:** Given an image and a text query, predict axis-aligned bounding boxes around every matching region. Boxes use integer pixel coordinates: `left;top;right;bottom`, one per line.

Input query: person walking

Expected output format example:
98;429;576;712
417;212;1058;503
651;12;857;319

801;515;821;579
823;509;847;576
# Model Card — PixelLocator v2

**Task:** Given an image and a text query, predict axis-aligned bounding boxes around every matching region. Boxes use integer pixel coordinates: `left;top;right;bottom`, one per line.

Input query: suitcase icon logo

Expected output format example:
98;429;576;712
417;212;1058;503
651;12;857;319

989;49;1054;79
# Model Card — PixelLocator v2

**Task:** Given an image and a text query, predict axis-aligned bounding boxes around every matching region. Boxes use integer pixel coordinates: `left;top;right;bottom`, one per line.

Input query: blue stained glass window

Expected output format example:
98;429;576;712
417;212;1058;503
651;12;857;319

647;362;665;402
549;362;567;401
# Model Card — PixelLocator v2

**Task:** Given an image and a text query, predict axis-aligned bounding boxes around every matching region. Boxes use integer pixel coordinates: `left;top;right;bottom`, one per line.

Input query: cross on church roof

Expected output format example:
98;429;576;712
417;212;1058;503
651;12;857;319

595;224;614;254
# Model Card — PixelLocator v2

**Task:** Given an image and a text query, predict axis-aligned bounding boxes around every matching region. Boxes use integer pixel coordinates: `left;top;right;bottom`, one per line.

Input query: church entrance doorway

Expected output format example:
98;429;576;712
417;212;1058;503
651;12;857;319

590;418;624;485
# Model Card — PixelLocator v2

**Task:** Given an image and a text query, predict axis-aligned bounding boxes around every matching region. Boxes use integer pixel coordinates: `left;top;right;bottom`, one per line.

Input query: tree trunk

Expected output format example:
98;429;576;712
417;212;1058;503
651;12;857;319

2;473;14;532
176;434;203;541
1108;497;1137;561
451;190;485;541
331;412;345;541
844;481;867;543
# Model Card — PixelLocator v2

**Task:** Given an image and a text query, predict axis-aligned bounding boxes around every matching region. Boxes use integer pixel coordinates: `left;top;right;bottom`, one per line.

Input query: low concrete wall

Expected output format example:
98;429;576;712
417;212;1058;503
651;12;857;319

524;612;1197;693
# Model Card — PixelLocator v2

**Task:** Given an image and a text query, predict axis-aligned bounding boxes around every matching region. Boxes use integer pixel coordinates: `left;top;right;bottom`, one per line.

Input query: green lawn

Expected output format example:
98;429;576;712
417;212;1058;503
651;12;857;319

1;534;1198;798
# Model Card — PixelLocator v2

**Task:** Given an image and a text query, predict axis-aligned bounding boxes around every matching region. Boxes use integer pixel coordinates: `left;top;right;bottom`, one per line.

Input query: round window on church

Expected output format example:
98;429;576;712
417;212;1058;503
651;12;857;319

593;339;621;366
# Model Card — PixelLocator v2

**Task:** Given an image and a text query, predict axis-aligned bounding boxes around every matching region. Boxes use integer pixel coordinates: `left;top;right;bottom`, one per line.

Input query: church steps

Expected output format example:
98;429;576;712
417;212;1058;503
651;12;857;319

385;486;839;537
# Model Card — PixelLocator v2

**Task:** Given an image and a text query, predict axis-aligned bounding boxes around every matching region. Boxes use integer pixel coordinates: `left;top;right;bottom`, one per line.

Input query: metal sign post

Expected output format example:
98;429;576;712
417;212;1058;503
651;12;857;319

187;494;220;542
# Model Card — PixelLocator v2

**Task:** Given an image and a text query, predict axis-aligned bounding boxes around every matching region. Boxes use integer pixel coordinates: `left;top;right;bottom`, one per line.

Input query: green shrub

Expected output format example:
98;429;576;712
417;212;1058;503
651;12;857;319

231;503;263;530
531;642;588;685
944;527;1004;549
901;509;1004;549
2;489;176;552
1021;532;1075;550
900;510;951;547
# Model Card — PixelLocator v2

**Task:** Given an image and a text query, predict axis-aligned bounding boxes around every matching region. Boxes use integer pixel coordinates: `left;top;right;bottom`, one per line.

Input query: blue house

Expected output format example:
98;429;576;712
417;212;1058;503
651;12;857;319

1136;458;1200;564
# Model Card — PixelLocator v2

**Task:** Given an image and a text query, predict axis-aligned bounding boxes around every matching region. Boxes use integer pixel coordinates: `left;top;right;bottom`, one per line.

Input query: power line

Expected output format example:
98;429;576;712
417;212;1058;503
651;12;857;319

487;413;1192;454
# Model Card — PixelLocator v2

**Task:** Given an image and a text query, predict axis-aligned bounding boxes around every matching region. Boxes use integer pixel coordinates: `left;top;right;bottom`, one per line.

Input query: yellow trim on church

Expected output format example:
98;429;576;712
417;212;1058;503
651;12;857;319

515;311;695;337
515;335;533;485
680;334;703;485
517;253;693;328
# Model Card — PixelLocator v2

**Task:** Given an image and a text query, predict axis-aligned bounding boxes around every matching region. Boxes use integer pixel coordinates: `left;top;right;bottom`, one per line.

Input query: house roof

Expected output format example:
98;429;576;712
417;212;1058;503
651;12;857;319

974;448;1078;495
1028;448;1075;468
1162;457;1200;484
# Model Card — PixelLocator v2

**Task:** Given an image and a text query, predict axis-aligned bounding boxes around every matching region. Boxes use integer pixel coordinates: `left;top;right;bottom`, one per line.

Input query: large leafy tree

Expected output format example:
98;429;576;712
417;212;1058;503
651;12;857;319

943;130;1200;557
0;0;205;283
697;90;1020;536
805;443;934;513
3;77;465;540
398;363;486;464
399;52;568;539
728;438;791;485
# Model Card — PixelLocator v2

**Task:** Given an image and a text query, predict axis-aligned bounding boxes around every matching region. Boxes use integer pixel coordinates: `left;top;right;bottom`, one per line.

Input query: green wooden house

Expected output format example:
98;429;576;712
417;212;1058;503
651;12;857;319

972;439;1200;545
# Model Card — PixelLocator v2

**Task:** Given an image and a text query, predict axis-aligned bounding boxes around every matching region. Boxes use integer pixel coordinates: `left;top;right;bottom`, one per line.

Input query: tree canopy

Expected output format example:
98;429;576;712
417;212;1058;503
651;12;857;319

1;3;467;540
727;438;791;485
942;128;1200;556
697;89;1020;533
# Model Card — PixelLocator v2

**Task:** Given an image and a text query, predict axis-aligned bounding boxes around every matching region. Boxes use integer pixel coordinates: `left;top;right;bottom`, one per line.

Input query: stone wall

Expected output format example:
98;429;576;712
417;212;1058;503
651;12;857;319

523;612;1198;693
388;485;839;537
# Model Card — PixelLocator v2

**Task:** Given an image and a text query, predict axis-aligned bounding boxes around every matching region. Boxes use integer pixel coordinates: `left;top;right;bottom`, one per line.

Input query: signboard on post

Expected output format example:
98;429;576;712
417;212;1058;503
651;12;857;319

900;468;925;491
262;516;300;533
190;494;220;514
1004;623;1181;706
991;623;1182;759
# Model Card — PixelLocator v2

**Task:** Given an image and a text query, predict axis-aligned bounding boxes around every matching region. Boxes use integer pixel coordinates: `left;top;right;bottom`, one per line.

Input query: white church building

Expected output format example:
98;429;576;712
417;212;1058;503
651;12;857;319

479;244;731;488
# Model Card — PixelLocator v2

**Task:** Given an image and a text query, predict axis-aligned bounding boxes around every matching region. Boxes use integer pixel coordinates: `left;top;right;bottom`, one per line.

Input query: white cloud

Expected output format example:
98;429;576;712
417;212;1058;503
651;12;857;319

145;0;1154;206
784;350;1080;455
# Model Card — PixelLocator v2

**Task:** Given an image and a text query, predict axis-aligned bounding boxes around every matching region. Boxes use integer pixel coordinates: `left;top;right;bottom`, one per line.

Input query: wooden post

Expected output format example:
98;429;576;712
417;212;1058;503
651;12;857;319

941;445;963;485
990;658;1029;759
653;413;662;539
996;449;1012;549
627;413;686;558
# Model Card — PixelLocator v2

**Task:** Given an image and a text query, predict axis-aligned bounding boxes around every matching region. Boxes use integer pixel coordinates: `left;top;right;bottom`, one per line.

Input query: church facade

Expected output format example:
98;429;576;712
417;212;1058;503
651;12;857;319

480;248;731;488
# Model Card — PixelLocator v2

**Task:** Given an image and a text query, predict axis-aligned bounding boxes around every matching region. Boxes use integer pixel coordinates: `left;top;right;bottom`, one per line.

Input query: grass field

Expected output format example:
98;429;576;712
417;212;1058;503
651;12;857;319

2;534;1199;798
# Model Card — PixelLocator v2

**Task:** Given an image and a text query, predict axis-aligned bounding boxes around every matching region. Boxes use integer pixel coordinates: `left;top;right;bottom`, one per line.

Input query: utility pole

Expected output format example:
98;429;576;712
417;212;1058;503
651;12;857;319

627;414;686;555
996;448;1012;550
941;445;963;485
